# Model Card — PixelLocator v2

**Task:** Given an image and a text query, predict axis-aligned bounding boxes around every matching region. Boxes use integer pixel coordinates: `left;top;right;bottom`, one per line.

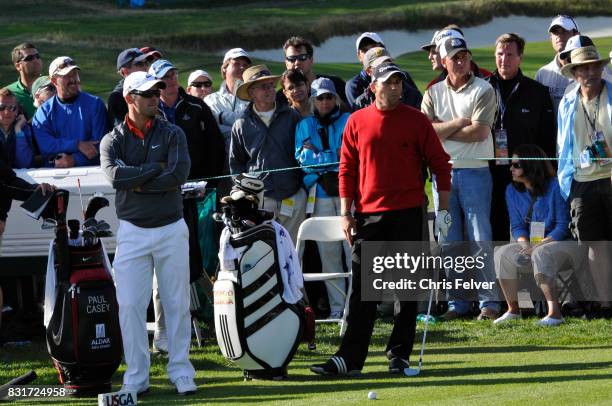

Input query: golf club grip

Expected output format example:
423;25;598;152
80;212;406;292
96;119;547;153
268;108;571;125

0;370;37;392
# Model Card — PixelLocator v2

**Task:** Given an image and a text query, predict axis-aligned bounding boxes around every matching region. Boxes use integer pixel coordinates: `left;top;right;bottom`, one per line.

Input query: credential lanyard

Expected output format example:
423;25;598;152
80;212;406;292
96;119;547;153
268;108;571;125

495;81;520;130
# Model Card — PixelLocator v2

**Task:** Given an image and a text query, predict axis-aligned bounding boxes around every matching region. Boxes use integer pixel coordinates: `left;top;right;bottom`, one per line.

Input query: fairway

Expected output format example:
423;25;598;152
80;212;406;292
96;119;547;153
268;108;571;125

2;319;611;405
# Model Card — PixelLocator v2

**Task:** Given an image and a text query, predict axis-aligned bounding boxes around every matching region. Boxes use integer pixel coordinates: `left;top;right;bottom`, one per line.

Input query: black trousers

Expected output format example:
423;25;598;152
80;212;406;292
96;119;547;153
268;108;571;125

336;207;422;370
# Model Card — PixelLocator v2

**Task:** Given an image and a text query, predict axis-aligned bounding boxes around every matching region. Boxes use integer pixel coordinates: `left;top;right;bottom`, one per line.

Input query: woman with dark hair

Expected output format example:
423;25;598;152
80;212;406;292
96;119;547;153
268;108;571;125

493;144;581;326
281;68;311;117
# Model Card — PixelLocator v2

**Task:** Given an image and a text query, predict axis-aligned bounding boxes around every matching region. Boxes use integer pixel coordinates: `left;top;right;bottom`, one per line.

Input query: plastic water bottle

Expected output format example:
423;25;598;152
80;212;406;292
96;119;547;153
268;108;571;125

417;314;437;324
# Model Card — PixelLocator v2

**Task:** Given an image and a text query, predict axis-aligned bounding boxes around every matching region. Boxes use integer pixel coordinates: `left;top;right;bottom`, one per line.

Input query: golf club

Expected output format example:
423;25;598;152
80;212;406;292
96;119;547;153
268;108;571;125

404;234;446;377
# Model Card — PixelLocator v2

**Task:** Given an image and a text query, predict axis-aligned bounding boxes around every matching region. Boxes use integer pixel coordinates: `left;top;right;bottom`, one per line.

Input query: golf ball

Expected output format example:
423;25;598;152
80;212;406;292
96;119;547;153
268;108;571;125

368;391;377;400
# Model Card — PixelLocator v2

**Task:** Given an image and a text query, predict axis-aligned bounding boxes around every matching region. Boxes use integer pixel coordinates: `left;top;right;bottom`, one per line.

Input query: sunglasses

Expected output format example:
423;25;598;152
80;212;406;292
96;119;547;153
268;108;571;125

286;53;311;63
0;104;17;112
510;162;522;169
190;81;212;88
132;60;148;68
19;53;40;62
316;93;335;101
131;89;161;98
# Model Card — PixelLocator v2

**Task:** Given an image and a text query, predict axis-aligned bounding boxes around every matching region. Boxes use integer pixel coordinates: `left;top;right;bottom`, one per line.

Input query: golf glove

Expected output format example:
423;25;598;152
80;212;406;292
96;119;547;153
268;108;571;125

434;209;452;240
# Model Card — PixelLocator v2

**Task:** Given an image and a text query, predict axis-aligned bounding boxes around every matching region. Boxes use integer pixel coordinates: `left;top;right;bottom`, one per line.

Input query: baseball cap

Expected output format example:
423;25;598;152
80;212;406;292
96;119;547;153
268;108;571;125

310;77;337;97
363;47;391;69
116;48;147;70
355;32;385;52
548;15;578;33
421;30;440;51
140;46;163;59
187;70;212;86
223;48;252;64
560;35;594;60
148;59;177;79
372;62;406;83
31;76;52;96
49;56;80;77
439;37;471;59
123;71;166;97
434;29;464;50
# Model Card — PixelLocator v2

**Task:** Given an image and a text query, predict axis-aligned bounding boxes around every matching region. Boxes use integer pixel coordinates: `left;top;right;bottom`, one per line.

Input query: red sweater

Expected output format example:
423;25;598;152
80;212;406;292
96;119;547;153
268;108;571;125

339;103;451;214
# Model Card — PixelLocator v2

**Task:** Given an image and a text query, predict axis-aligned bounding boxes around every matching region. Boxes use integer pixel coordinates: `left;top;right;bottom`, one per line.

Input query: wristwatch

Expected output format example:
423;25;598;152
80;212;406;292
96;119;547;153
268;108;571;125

341;211;353;217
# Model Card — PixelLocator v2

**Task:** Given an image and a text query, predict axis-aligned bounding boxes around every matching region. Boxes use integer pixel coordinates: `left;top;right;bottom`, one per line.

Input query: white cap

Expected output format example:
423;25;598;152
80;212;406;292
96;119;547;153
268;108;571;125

355;32;385;52
187;70;212;86
49;56;80;77
223;48;252;63
548;15;578;32
421;30;440;51
439;37;470;59
434;29;464;49
123;71;166;97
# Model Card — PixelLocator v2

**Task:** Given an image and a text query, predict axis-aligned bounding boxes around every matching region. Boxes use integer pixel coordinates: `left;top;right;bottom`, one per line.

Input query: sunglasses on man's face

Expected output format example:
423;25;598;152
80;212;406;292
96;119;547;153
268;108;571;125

286;53;311;63
191;81;212;89
316;93;334;101
131;89;161;98
132;60;148;68
0;104;18;112
510;162;522;169
20;53;40;63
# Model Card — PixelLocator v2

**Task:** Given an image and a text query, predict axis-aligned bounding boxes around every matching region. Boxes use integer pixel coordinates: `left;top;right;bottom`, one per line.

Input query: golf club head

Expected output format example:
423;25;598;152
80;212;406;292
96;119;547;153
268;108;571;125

41;218;58;230
96;230;113;238
95;221;111;232
403;367;421;377
84;195;109;220
82;217;98;229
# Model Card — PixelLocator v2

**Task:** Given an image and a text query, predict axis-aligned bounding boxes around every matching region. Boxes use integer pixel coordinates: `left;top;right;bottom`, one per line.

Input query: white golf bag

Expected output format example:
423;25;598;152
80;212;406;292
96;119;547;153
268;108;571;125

213;174;304;380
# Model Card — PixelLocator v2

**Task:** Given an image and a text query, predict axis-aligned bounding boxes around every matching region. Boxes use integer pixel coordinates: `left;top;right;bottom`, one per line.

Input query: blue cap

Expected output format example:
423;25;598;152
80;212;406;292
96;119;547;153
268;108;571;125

148;59;177;79
310;77;337;97
116;48;146;70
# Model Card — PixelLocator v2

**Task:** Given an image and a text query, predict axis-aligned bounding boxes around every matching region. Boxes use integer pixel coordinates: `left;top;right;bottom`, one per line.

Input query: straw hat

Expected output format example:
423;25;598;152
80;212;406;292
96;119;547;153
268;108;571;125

236;65;280;101
560;45;610;78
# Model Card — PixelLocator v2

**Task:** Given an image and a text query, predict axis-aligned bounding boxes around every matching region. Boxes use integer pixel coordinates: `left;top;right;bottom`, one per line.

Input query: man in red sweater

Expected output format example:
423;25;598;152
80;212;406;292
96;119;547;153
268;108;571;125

310;62;452;376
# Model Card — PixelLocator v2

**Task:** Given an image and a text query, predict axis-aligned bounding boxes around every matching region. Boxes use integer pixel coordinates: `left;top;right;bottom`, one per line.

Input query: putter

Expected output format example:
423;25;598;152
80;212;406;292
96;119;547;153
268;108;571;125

404;234;446;377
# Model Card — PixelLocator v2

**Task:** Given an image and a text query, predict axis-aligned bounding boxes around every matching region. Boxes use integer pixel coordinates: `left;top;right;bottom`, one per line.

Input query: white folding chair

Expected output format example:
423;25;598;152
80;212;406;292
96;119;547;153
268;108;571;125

296;216;352;336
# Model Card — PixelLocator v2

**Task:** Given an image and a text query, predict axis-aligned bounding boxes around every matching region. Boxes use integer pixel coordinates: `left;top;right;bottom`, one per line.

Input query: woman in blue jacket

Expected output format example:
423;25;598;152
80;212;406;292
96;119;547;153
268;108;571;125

295;77;350;319
493;144;583;326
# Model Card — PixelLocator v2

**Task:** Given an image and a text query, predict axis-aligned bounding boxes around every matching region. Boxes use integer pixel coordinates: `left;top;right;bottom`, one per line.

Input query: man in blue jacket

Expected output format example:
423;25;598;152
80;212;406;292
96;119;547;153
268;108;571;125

33;56;109;168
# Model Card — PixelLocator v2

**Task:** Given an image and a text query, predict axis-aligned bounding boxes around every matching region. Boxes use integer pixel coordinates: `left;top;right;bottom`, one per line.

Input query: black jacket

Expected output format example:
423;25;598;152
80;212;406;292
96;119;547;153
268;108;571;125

157;88;226;186
486;70;556;159
353;71;423;111
0;155;35;221
107;79;127;128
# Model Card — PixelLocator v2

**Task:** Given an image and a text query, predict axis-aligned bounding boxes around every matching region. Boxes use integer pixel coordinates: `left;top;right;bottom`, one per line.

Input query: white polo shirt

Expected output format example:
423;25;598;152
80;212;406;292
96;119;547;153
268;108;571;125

421;74;496;169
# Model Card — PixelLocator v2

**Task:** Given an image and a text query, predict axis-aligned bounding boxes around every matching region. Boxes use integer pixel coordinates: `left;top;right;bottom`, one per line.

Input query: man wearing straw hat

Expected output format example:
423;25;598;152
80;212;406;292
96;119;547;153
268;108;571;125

557;42;612;318
229;64;306;241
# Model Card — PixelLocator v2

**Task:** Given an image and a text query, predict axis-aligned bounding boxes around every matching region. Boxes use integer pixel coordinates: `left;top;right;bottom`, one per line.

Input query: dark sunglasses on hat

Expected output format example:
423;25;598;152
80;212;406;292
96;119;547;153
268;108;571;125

286;53;311;63
130;89;161;98
0;104;18;112
19;53;40;63
190;81;212;88
315;93;334;101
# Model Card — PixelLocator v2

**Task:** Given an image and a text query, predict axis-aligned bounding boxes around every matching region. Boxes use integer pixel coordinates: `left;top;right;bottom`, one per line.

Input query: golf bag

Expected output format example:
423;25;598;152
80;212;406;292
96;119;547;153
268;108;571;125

43;191;122;396
213;174;304;380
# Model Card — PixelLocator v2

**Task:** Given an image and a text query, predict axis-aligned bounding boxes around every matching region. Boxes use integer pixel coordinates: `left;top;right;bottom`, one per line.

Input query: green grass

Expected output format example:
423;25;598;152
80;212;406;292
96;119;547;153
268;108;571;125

2;319;611;405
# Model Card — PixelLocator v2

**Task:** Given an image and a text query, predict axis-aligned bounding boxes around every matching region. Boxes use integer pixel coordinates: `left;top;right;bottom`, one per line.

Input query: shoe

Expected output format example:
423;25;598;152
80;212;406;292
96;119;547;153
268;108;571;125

174;376;197;395
537;316;564;326
120;384;149;396
310;356;361;377
152;330;168;354
477;307;500;321
388;357;409;374
439;310;467;321
493;312;521;325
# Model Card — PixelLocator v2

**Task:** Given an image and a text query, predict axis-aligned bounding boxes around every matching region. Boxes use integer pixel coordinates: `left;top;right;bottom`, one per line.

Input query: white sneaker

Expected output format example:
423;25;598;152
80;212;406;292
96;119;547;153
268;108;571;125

153;330;168;353
537;316;564;327
174;376;197;395
493;312;522;325
120;383;149;395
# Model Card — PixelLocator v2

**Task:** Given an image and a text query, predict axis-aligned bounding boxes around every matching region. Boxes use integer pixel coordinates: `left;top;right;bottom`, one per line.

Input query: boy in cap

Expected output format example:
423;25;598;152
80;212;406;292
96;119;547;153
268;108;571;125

108;48;149;126
31;76;55;109
535;15;580;113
